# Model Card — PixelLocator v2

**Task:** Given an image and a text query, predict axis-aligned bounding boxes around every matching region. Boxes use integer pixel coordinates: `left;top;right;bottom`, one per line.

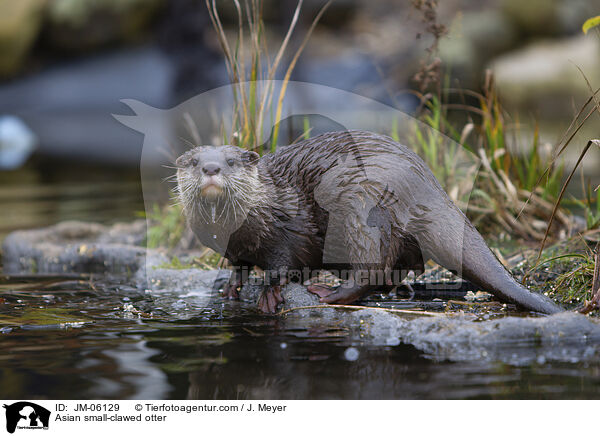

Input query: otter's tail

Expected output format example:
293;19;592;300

423;207;563;315
458;224;562;314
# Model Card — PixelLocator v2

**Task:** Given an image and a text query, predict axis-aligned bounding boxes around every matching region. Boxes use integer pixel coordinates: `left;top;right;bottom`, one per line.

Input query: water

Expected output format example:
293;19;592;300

1;162;600;400
1;275;600;400
0;160;143;240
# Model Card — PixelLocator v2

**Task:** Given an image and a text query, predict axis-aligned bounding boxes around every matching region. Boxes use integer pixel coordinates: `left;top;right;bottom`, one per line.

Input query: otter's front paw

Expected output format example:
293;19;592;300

222;278;242;300
257;285;284;313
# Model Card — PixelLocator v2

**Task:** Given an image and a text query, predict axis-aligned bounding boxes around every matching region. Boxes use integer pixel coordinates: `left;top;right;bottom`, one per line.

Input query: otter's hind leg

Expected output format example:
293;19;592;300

306;283;336;299
310;269;419;304
308;236;425;304
307;267;394;304
314;282;381;304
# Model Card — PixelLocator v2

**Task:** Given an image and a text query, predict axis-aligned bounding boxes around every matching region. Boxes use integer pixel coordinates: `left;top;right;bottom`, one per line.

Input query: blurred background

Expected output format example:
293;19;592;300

0;0;598;238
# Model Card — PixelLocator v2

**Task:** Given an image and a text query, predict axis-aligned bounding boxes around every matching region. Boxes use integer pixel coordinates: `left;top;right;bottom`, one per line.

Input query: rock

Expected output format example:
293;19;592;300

501;0;592;37
98;220;147;246
238;282;262;302
239;281;322;311
45;0;164;52
439;10;517;87
295;53;404;108
1;220;155;275
144;268;223;293
501;0;561;38
490;35;600;119
281;283;321;310
0;0;46;77
353;309;600;365
0;46;175;166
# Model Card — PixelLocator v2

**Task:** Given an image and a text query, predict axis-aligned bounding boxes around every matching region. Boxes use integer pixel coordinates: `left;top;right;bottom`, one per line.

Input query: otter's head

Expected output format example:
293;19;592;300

175;145;261;223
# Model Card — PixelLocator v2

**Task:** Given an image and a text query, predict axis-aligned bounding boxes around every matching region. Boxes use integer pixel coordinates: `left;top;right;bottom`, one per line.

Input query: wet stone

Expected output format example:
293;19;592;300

238;281;322;312
2;220;152;276
239;282;262;302
351;309;600;366
144;268;224;294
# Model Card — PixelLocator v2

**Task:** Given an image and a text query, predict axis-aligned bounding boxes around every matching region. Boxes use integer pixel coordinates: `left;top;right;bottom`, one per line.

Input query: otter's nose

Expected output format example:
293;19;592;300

202;163;221;176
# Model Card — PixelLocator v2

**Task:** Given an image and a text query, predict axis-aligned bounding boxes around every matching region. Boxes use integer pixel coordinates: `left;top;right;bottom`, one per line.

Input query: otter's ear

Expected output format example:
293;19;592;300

175;155;187;167
241;150;259;166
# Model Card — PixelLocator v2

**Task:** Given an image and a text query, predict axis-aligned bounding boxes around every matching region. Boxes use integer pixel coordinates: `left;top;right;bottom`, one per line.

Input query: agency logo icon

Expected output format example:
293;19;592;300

3;402;50;434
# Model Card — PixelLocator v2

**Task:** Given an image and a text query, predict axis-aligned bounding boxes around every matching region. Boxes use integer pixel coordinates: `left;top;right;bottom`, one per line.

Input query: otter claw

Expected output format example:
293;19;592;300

222;280;241;300
257;285;283;313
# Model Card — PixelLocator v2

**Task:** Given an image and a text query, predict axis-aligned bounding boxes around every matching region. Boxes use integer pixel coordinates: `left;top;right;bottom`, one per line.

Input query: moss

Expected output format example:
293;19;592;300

145;203;185;250
156;256;195;270
516;237;597;312
156;253;222;270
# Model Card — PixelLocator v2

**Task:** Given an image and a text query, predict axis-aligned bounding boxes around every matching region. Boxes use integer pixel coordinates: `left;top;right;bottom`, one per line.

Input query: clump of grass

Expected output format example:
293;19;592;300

467;74;568;241
406;72;568;242
520;237;597;310
477;78;563;200
573;180;600;230
206;0;330;152
531;22;600;313
406;7;599;249
145;203;185;250
396;93;476;205
156;250;223;270
551;255;596;306
526;62;600;312
405;5;592;244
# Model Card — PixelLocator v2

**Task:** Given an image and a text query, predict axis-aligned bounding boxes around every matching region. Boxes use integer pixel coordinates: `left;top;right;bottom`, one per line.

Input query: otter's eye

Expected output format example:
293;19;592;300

227;159;235;167
191;158;198;167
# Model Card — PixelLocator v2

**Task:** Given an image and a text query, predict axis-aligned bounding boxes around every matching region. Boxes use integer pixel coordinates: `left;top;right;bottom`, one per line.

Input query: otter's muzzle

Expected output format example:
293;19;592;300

200;166;224;199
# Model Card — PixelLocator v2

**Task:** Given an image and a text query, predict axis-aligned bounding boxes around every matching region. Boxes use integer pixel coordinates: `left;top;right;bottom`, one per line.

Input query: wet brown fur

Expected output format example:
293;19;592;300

176;130;562;315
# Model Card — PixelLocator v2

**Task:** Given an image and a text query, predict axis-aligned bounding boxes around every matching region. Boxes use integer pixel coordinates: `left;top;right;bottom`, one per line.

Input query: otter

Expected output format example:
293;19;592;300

175;130;562;315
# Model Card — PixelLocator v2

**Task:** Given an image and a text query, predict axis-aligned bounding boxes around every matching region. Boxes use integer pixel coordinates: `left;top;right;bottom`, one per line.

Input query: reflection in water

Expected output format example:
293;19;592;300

1;275;600;400
0;161;143;239
103;336;171;399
